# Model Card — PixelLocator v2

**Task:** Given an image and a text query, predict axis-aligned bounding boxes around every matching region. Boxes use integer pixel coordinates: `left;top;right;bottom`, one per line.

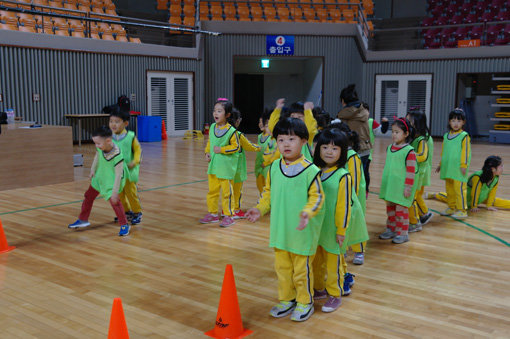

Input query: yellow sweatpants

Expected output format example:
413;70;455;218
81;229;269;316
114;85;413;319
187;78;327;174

313;246;345;297
206;174;234;216
445;178;468;211
351;242;366;253
274;248;315;305
409;186;429;224
256;174;266;194
232;181;243;211
433;193;510;209
119;180;142;213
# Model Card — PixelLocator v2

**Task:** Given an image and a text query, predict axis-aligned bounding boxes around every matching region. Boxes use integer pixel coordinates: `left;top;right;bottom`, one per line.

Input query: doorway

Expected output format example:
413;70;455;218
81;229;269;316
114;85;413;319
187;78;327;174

234;74;264;134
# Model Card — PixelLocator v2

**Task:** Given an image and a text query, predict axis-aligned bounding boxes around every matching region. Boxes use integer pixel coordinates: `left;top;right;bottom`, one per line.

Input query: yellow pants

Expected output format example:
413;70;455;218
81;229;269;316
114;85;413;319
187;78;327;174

445;178;468;211
409;186;429;224
350;241;366;253
232;181;243;211
119;180;142;213
433;193;510;209
274;248;315;305
313;246;345;297
206;174;234;216
256;174;266;194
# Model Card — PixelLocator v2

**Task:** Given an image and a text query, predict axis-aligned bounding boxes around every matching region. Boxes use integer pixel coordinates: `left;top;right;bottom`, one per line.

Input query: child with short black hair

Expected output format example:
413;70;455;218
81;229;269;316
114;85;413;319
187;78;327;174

109;109;143;225
68;125;131;236
246;117;325;322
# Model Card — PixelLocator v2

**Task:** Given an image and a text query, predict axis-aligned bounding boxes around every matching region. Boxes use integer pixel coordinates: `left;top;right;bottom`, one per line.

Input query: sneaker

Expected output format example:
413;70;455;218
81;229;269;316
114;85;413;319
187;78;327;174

131;212;142;225
68;219;91;229
321;296;342;313
199;213;220;224
379;228;396;239
392;234;409;244
114;211;134;222
269;300;296;318
219;215;235;227
451;210;467;219
342;284;351;296
353;252;364;265
344;273;355;287
419;211;433;225
232;210;246;219
409;222;422;233
425;192;435;199
313;289;328;300
118;224;131;236
290;303;314;322
440;208;455;216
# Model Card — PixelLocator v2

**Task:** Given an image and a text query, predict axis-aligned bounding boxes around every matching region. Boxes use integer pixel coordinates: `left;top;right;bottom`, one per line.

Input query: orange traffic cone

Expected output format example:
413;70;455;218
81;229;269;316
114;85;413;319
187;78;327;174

108;298;129;339
161;120;168;140
0;218;15;254
205;264;253;339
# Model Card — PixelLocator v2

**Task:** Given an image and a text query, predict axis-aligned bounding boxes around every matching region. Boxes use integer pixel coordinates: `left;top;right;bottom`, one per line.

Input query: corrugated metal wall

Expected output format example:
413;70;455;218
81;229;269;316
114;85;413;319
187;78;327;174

204;34;363;120
362;58;509;136
0;46;202;141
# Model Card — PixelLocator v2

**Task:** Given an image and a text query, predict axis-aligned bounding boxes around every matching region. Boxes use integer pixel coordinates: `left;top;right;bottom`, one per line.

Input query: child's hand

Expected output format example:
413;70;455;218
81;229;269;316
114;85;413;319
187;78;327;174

89;171;95;180
110;192;119;204
245;208;261;222
336;235;345;247
404;187;411;198
205;153;211;162
435;165;441;173
296;212;309;230
460;167;466;176
276;98;285;109
128;161;136;169
470;207;480;213
213;146;221;154
487;206;498;211
381;117;389;122
304;101;314;111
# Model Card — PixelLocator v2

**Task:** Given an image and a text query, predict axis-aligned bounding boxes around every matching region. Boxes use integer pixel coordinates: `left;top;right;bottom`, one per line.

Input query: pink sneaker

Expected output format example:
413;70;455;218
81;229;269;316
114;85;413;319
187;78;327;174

232;210;246;219
199;213;219;224
321;296;342;313
313;289;328;300
219;215;235;227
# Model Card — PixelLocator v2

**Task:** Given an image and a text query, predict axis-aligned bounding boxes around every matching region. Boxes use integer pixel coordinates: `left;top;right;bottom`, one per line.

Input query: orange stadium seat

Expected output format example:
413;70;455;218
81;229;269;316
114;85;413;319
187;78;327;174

277;7;291;21
343;9;356;23
129;36;141;43
250;5;263;21
71;30;86;37
18;25;37;33
316;8;328;22
90;32;100;39
183;0;194;6
264;6;277;21
169;15;182;25
183;5;195;17
116;34;128;42
101;32;115;40
170;4;182;17
362;0;373;15
17;0;32;10
183;16;194;26
237;5;250;21
0;23;18;31
77;5;90;12
105;9;119;18
0;0;19;8
224;5;236;21
156;0;168;10
330;9;342;22
199;4;209;20
64;3;78;11
1;11;19;25
210;5;222;20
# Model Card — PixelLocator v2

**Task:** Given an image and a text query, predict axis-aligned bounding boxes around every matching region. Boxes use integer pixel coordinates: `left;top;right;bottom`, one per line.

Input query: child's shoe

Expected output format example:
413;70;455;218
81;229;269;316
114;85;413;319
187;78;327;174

131;212;142;225
313;289;328;300
199;213;220;224
68;219;91;229
290;303;314;322
419;211;433;225
451;210;467;219
342;284;351;296
379;228;396;239
343;273;355;296
440;207;455;216
118;224;131;236
269;300;296;318
392;234;409;244
232;210;246;219
321;296;341;313
353;252;364;265
425;192;436;199
115;211;134;222
409;222;422;233
219;216;235;227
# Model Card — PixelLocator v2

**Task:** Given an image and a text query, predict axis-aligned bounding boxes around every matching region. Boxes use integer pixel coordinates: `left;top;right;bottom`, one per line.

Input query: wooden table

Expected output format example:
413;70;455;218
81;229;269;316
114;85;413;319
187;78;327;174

0;123;73;191
64;114;109;147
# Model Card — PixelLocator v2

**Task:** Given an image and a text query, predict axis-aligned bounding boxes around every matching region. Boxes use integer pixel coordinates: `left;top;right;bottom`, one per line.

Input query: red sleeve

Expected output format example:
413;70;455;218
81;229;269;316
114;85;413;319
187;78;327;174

372;120;381;129
404;151;416;186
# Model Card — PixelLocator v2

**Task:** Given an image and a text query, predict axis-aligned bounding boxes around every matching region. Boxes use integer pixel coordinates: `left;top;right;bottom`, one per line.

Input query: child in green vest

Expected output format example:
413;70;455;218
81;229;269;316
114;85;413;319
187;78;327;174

379;118;418;244
435;109;471;219
68;125;131;236
255;110;277;194
406;110;434;232
109;109;143;225
246;117;325;322
231;108;260;218
428;156;509;211
312;128;369;313
200;99;240;227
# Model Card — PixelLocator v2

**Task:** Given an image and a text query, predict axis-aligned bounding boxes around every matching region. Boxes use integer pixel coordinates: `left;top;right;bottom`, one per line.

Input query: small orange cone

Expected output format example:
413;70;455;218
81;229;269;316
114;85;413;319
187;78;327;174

205;265;253;339
108;298;129;339
0;218;15;254
161;120;168;140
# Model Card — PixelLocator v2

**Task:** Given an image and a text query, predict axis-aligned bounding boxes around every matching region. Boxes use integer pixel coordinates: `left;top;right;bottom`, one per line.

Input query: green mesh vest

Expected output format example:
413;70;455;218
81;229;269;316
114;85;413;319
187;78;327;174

113;130;139;183
319;168;368;255
440;131;471;182
269;160;325;256
346;149;366;213
368;118;375;161
255;133;273;177
379;144;418;207
207;123;239;180
423;136;434;187
234;131;247;183
467;171;499;207
91;146;127;201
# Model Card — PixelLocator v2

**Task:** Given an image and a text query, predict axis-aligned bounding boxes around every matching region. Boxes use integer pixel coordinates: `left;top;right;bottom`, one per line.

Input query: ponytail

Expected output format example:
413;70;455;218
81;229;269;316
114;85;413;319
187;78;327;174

480;156;502;184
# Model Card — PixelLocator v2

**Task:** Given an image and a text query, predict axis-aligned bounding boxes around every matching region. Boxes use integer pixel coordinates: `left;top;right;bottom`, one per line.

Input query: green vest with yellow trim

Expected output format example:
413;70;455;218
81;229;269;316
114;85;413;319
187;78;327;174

207;123;239;180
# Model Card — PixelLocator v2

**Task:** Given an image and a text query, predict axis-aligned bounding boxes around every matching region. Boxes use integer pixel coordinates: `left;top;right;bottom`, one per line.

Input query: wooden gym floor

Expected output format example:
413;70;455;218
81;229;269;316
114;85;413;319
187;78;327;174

0;136;509;338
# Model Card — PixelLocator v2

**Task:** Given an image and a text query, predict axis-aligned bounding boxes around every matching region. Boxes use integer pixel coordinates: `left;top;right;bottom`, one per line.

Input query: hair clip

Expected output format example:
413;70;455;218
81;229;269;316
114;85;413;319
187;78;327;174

217;97;229;102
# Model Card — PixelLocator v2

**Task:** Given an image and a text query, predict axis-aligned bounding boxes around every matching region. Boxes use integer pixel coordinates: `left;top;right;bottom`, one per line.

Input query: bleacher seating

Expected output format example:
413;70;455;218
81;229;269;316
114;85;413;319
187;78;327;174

0;0;141;42
422;0;510;48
